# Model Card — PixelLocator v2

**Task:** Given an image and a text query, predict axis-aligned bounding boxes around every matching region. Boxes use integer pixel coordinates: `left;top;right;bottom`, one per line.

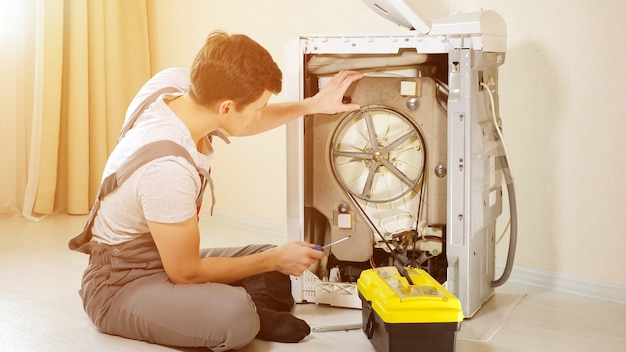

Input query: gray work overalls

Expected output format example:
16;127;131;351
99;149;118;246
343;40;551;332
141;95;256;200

67;90;293;351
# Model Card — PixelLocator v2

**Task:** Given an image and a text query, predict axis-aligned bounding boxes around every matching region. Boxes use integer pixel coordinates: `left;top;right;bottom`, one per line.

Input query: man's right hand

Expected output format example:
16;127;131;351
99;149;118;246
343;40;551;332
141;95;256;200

267;241;325;276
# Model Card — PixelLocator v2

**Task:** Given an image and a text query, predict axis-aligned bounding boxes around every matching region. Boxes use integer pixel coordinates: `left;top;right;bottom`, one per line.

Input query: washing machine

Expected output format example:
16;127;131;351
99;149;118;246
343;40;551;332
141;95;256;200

285;0;516;318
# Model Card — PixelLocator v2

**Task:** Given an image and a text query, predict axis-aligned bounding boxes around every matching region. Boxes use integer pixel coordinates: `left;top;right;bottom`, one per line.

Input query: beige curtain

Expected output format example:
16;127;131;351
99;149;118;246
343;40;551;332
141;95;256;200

0;0;151;218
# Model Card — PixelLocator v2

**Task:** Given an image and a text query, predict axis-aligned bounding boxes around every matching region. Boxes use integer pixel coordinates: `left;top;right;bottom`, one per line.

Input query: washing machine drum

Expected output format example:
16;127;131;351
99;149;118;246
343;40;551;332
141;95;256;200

331;106;425;203
304;76;447;262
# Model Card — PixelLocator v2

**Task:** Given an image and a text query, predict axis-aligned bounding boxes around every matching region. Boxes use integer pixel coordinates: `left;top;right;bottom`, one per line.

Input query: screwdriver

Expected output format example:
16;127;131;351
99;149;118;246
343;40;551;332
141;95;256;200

313;236;351;251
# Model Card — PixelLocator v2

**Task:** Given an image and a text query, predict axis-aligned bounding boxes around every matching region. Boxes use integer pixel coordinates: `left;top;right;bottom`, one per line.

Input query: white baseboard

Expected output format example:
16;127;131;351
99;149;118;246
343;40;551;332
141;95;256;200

499;264;626;305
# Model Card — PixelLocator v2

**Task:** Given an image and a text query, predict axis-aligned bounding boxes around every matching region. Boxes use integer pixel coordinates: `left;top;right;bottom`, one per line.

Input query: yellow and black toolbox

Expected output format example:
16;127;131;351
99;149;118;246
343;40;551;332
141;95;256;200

357;266;464;352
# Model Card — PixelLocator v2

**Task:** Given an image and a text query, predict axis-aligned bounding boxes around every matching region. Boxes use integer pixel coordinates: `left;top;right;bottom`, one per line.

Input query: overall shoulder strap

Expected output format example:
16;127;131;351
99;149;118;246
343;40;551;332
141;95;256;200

68;140;207;253
117;87;181;142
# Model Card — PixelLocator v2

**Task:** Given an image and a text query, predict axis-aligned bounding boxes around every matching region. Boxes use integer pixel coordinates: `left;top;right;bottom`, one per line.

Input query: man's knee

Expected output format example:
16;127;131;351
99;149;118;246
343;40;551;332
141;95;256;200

213;290;260;351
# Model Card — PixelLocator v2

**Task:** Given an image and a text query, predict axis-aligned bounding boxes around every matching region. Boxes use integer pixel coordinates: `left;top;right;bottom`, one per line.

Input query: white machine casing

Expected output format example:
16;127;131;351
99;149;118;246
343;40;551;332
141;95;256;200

286;1;507;318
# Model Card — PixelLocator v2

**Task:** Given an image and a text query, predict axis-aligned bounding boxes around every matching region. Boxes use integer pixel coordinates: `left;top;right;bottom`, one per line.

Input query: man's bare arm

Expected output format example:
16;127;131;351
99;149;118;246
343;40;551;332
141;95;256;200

148;216;323;285
236;70;364;136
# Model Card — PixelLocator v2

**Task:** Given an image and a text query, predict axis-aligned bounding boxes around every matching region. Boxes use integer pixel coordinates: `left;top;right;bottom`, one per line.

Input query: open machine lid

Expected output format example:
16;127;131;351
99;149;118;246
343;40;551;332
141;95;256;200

361;0;431;34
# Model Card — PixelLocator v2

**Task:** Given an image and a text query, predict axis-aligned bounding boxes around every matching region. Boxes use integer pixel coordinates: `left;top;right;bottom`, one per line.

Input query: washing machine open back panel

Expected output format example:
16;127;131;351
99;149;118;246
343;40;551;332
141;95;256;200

304;76;447;265
285;8;508;317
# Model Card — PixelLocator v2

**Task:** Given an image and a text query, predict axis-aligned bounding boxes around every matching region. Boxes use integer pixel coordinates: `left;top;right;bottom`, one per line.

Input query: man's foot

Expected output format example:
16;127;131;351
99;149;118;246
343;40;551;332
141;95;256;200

256;307;311;343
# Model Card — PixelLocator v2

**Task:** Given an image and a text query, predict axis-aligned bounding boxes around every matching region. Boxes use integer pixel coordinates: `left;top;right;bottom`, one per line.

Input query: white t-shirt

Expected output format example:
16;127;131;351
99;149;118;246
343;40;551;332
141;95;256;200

91;67;213;245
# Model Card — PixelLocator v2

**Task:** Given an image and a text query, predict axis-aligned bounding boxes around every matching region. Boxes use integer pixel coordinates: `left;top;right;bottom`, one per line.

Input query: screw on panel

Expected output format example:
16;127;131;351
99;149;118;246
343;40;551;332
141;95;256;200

434;164;447;178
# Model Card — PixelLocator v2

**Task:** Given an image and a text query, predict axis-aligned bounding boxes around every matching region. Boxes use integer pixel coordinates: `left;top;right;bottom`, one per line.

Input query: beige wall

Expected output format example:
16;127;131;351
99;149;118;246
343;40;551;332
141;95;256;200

146;0;626;286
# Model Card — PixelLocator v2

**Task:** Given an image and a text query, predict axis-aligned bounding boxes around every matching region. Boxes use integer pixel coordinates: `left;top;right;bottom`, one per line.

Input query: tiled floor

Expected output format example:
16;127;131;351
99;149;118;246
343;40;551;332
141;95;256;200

1;213;625;351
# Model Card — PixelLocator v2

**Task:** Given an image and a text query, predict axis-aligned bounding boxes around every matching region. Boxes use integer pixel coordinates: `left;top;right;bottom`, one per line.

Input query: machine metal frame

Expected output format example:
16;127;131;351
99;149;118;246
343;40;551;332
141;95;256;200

285;5;508;317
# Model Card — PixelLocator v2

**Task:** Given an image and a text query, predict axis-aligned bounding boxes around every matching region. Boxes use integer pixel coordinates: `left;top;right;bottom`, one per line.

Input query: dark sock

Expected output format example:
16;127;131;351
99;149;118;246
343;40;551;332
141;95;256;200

256;307;311;343
250;293;293;312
